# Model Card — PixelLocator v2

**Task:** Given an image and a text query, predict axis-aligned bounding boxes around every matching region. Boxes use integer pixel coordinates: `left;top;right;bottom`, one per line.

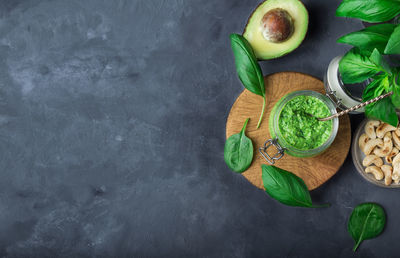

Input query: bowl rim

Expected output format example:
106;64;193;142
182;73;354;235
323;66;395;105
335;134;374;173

352;118;400;188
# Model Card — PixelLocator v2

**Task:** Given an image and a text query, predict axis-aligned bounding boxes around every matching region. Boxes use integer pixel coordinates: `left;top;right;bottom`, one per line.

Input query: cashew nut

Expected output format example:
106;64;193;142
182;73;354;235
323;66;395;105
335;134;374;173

381;165;393;185
393;164;400;184
392;130;400;149
358;133;369;151
392;153;400;184
376;123;397;138
363;155;383;167
385;147;399;163
392;152;400;165
365;166;384;180
365;120;380;139
363;138;383;155
373;132;393;157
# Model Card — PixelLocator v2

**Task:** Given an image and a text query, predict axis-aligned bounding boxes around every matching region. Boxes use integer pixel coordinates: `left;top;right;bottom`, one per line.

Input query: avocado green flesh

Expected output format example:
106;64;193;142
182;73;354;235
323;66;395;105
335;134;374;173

278;96;332;150
243;0;308;60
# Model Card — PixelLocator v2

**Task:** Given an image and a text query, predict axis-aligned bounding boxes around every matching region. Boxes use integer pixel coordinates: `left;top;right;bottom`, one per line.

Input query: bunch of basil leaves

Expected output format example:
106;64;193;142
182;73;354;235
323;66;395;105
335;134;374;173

336;0;400;126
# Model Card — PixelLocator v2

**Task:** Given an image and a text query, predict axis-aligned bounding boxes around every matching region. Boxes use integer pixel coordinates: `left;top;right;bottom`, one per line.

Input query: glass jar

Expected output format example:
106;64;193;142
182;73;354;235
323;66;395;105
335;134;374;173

324;56;370;113
260;90;339;164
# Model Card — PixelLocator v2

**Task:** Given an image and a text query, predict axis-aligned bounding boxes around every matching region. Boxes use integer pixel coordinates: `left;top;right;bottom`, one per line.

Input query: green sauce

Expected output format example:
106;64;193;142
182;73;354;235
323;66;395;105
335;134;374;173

278;95;332;150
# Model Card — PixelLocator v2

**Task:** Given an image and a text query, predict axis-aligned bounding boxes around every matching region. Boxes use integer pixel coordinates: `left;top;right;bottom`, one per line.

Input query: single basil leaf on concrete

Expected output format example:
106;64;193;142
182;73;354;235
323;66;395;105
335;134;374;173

337;24;396;55
339;48;382;84
261;165;329;208
348;203;386;252
385;24;400;54
365;96;398;126
230;34;265;97
336;0;400;23
224;118;253;173
362;77;385;102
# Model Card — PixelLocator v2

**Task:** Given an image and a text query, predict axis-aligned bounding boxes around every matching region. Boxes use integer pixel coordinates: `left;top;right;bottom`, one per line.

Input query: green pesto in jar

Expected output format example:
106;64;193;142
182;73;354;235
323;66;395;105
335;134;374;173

278;95;333;150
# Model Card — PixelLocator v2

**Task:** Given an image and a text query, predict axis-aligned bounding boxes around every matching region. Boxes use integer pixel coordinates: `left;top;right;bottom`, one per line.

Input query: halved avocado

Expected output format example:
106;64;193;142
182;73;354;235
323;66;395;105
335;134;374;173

243;0;308;60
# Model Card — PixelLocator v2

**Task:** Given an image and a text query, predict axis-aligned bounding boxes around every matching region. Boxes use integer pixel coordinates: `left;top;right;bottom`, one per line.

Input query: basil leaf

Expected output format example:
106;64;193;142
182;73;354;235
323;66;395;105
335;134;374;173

261;165;329;208
230;34;266;129
230;34;265;97
362;77;385;102
339;48;382;84
337;24;396;55
348;203;386;252
391;74;400;107
365;96;398;126
385;24;400;54
336;0;400;23
224;118;253;173
391;85;400;107
369;49;391;74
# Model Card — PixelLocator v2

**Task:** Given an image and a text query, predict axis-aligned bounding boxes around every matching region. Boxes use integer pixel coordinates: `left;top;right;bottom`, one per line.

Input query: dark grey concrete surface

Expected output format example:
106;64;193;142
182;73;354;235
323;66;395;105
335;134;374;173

0;0;397;257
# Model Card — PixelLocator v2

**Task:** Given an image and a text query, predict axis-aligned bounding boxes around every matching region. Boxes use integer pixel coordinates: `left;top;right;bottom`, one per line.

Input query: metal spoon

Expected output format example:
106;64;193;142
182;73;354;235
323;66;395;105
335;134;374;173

311;91;394;121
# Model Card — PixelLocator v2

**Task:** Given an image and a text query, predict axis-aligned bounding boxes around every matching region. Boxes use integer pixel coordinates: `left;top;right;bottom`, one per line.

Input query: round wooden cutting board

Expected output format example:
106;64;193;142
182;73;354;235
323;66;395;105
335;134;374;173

226;72;351;191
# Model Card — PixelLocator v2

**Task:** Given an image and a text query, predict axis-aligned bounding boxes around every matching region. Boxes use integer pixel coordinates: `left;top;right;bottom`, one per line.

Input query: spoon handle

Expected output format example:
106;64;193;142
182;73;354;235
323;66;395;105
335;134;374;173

319;91;394;121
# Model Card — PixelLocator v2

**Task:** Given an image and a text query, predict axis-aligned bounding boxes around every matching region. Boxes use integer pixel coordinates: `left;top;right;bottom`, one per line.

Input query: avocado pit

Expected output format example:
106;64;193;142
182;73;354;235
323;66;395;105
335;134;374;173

260;8;294;43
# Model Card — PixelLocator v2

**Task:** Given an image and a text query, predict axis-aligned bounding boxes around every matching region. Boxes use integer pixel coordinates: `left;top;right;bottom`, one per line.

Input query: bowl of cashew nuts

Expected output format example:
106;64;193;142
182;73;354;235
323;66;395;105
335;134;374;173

352;119;400;187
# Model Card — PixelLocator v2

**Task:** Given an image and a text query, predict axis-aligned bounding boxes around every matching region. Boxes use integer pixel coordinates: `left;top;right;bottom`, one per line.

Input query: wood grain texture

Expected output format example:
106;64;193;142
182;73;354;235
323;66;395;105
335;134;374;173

226;72;351;190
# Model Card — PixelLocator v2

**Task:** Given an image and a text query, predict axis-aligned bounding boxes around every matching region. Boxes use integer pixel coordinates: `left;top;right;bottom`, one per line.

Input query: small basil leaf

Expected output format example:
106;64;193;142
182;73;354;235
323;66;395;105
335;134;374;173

261;165;329;208
362;77;385;102
337;24;396;55
348;203;386;252
365;96;398;126
336;0;400;23
339;48;383;84
391;85;400;107
230;34;265;97
369;49;391;74
224;118;253;173
385;24;400;54
391;74;400;107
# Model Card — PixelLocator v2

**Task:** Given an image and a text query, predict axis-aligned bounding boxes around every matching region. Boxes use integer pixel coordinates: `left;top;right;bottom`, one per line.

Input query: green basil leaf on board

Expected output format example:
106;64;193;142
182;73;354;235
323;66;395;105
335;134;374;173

385;24;400;54
337;24;396;55
336;0;400;23
339;48;384;84
230;34;266;128
261;165;330;208
224;118;253;173
365;96;398;126
348;203;386;252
